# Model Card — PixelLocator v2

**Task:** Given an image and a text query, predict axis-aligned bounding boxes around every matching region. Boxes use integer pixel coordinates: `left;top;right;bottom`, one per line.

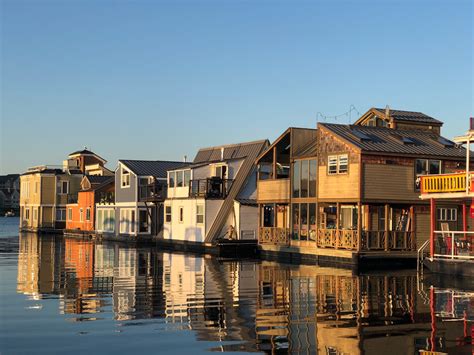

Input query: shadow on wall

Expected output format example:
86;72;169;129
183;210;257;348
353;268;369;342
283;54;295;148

185;227;204;243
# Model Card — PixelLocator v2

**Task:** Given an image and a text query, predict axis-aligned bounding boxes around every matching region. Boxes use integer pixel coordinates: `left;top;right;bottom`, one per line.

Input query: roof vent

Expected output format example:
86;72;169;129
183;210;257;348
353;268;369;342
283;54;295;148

220;147;225;161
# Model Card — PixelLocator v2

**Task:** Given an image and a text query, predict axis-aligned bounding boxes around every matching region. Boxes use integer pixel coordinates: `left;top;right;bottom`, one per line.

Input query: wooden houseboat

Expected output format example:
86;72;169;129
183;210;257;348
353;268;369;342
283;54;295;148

64;175;114;236
257;108;468;267
19;149;111;233
162;139;269;254
419;119;474;277
95;159;186;241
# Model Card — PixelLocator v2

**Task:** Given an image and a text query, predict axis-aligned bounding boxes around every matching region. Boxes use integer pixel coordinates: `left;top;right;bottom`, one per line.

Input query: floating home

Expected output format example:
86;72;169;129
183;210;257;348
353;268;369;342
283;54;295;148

257;108;468;266
162;140;269;253
95;159;186;240
19;149;111;233
419;119;474;277
65;175;114;236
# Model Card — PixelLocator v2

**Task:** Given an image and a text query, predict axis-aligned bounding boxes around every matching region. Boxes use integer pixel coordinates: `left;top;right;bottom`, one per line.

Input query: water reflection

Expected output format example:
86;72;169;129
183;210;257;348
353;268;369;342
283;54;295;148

17;233;473;354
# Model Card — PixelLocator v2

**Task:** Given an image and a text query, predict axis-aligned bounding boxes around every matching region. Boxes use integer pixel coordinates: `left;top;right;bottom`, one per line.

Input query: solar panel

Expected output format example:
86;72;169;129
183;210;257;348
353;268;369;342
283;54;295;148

349;129;372;142
438;136;455;147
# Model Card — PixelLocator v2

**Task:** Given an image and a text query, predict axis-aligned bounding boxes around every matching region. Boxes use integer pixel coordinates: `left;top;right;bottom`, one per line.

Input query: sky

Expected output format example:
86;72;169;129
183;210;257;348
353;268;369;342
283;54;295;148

1;0;473;174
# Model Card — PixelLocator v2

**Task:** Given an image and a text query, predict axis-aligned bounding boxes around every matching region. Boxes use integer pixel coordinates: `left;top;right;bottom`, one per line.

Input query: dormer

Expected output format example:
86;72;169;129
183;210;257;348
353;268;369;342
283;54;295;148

354;107;443;135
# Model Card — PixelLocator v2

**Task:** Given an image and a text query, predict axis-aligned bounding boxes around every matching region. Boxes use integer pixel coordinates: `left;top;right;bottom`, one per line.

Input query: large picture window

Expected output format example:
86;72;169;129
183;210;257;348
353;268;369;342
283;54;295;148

292;159;317;198
121;168;130;188
291;203;317;241
97;209;115;232
415;159;442;190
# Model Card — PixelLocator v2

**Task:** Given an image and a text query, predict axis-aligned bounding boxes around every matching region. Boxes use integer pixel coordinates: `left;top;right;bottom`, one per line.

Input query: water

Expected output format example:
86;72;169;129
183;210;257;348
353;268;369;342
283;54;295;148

0;222;472;354
0;217;20;237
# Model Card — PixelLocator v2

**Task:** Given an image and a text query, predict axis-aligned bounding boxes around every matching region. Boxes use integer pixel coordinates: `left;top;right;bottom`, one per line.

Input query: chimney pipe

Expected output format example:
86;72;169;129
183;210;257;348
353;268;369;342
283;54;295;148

220;147;224;161
183;155;187;163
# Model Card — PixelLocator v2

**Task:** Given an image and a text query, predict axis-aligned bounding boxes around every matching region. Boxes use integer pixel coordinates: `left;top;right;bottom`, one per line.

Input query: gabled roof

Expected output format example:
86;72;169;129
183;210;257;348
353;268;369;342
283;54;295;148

0;174;19;184
68;149;107;163
355;107;443;126
193;139;270;164
320;123;466;159
85;175;114;186
119;160;187;178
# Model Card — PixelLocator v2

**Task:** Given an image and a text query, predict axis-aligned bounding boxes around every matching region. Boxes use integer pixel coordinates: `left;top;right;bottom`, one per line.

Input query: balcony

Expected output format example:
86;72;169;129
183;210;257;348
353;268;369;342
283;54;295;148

258;227;290;246
97;191;115;204
420;172;473;198
67;194;78;204
189;178;233;199
139;182;166;202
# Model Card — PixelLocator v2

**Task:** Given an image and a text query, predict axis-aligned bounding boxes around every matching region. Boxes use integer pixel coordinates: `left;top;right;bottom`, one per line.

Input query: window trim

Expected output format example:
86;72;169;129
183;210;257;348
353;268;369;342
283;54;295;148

68;208;73;221
179;206;184;223
138;208;151;234
86;207;91;221
196;204;204;224
58;180;69;195
121;167;131;188
327;154;349;175
165;205;172;223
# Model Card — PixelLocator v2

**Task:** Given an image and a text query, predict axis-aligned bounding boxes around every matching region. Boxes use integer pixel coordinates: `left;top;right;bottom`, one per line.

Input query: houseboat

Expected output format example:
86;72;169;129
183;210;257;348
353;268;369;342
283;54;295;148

162;139;269;254
419;119;474;277
95;159;186;241
19;149;111;233
64;175;114;236
257;107;468;267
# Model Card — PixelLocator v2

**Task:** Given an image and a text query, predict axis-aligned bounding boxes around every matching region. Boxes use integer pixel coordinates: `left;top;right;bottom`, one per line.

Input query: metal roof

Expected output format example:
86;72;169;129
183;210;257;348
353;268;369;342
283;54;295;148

86;175;114;185
119;160;188;178
373;108;443;125
193;139;269;164
320;123;467;158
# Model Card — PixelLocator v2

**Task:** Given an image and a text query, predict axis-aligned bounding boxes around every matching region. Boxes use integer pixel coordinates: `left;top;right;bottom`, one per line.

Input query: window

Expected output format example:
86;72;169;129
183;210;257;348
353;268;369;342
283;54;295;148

120;209;135;234
21;181;30;198
177;171;184;187
300;160;309;198
56;208;66;221
184;170;191;187
214;165;227;179
292;161;300;198
57;181;69;194
68;208;73;221
309;160;317;197
292;203;299;240
33;208;38;221
97;209;115;232
165;205;172;223
437;208;457;222
139;210;149;233
121;168;130;188
168;171;176;188
179;207;184;223
35;182;39;194
196;204;204;224
79;208;84;222
328;155;348;175
86;208;91;221
25;208;30;220
415;159;442;190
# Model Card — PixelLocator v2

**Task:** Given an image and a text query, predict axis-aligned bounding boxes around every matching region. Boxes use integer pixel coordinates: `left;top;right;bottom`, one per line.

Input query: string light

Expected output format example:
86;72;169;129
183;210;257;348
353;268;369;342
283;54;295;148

316;105;360;124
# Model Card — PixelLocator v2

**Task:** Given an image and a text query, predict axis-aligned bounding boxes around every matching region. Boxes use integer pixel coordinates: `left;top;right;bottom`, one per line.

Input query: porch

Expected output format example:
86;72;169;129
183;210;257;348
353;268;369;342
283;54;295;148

189;178;233;199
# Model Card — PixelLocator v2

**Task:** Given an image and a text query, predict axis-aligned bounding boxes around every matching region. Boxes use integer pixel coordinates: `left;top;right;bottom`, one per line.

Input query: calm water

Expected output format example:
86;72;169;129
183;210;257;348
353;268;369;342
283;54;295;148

0;219;473;354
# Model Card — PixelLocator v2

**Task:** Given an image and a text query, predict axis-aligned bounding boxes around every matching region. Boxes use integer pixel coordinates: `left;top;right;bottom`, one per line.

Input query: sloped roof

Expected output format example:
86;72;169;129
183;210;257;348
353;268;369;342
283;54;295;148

68;149;107;162
293;140;317;158
86;175;114;186
373;108;443;125
320;123;467;159
193;139;269;164
119;160;188;178
0;174;19;184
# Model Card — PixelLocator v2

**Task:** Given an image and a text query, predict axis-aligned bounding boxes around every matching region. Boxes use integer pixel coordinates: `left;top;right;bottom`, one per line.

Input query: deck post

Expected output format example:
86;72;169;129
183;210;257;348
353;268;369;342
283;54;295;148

272;147;277;179
357;202;362;251
430;198;436;258
410;206;415;250
463;202;467;233
336;203;340;249
384;204;390;251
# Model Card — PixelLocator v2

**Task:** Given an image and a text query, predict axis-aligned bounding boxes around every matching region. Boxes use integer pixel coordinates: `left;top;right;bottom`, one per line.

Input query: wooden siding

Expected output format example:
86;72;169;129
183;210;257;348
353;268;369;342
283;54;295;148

41;176;56;205
257;179;290;202
363;163;418;201
317;164;360;201
415;210;430;247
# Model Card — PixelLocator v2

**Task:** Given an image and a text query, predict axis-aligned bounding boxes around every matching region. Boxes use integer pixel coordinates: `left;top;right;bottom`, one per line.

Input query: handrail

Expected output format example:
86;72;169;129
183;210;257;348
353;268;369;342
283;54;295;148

421;172;472;194
417;239;430;272
433;231;474;261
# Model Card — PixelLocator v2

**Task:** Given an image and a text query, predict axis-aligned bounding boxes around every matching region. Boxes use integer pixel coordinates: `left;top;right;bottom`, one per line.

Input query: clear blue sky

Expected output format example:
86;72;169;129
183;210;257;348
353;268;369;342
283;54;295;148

1;0;473;174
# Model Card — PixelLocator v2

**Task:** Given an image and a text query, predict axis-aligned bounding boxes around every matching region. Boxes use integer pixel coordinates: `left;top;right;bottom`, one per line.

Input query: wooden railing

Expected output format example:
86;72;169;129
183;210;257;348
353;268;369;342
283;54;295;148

258;227;290;246
420;173;471;194
317;229;358;250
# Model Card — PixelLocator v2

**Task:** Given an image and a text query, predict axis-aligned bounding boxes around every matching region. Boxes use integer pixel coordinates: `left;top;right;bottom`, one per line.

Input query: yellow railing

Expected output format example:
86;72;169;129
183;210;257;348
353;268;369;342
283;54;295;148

421;173;471;194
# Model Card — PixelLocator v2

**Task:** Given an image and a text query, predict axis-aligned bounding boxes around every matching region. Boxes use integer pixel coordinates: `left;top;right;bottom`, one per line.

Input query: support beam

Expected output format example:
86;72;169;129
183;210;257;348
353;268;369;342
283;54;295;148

384;204;390;251
357;202;362;251
430;199;436;258
272;147;277;179
336;202;340;249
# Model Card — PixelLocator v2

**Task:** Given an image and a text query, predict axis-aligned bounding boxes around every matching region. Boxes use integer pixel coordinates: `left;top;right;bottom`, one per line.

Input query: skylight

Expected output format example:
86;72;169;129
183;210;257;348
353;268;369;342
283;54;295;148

389;133;416;145
349;129;372;142
438;136;455;147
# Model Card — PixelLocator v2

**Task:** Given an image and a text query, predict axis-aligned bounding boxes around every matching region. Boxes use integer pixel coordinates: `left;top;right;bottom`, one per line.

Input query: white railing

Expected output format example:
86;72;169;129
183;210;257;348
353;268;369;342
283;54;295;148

433;231;474;260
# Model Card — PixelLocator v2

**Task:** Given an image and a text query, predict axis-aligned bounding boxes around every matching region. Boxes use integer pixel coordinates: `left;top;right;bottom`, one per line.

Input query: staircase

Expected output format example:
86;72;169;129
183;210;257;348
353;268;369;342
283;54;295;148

205;145;265;243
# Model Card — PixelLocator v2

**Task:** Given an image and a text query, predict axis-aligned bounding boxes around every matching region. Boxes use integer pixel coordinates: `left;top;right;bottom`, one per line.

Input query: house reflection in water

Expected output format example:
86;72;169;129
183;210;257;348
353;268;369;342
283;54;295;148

16;234;472;353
